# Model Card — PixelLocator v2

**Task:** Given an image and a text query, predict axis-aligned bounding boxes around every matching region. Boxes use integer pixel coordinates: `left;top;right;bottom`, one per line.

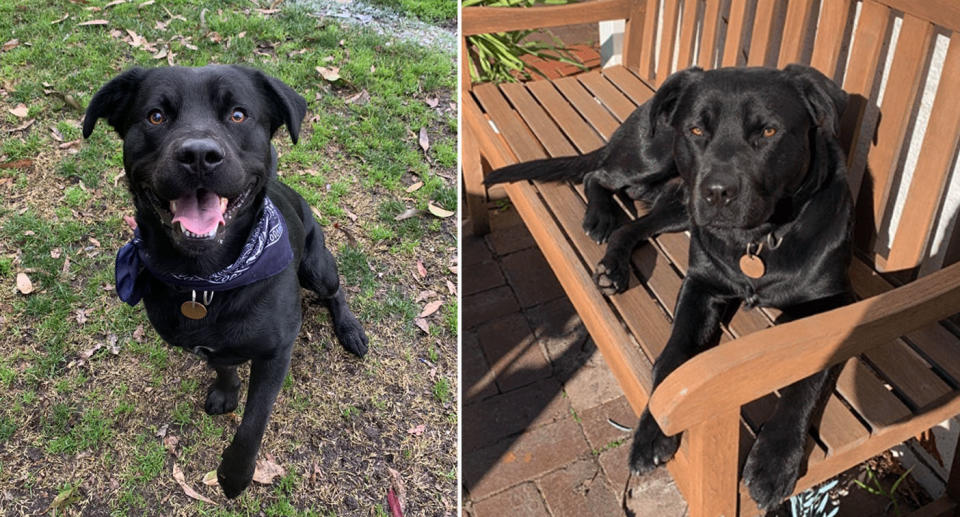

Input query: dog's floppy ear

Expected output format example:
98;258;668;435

250;68;307;144
82;67;146;139
785;64;848;136
649;66;703;135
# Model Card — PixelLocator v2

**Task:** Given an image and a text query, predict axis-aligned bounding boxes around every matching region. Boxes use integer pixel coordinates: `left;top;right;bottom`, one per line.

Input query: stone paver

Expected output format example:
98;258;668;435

462;284;520;330
465;417;590;500
462;332;497;403
538;458;623;517
463;259;505;296
475;312;551;392
578;396;636;450
500;247;565;308
623;467;689;517
525;297;590;363
485;219;536;256
463;377;570;453
471;482;550;517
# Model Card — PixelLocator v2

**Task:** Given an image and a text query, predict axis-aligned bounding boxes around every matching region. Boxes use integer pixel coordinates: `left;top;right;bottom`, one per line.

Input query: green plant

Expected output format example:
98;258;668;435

789;478;839;517
462;0;586;82
852;465;913;516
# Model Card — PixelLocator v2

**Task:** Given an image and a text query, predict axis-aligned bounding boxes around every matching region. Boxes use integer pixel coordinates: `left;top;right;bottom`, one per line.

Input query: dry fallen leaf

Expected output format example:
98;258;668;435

2;39;19;52
0;158;33;169
427;202;454;219
415;290;437;303
425;97;439;108
75;308;88;325
50;248;62;259
413;317;429;334
77;19;109;26
344;89;369;105
405;181;423;193
393;208;419;221
388;467;407;513
16;272;33;294
172;463;215;504
163;434;179;455
252;457;285;484
202;470;218;486
419;300;442;318
407;424;425;436
343;207;358;222
416;260;427;279
132;324;144;342
316;66;341;82
445;280;457;295
418;127;429;152
9;103;28;118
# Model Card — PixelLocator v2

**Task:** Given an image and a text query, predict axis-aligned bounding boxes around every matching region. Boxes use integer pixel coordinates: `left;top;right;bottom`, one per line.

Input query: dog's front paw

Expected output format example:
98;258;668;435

217;447;256;499
629;410;680;474
335;313;369;358
743;431;805;510
583;206;617;243
205;383;240;415
594;255;630;294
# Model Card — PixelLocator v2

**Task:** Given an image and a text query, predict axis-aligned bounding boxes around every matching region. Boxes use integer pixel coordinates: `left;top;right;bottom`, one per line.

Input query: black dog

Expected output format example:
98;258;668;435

488;64;852;510
483;92;689;295
83;65;369;498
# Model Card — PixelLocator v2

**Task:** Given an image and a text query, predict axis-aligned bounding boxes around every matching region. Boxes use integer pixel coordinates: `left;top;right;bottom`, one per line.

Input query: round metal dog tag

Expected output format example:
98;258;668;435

739;253;766;279
181;300;208;319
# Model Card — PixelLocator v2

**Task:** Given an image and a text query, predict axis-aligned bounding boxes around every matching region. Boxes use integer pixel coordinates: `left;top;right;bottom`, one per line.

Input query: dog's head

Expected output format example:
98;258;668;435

83;65;306;256
651;65;847;229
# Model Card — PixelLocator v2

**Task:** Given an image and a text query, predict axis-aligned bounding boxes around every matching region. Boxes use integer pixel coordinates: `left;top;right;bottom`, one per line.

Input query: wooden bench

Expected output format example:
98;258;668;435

462;1;960;515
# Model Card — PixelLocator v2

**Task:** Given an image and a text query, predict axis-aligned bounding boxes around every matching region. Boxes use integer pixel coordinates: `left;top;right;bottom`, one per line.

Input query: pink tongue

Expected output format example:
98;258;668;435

171;189;225;234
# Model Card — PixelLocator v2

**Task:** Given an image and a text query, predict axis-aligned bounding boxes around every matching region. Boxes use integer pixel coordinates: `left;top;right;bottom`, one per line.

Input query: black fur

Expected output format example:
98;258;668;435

84;65;368;498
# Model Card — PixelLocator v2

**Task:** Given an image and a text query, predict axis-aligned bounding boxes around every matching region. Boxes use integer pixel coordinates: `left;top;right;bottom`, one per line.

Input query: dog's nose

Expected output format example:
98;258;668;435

176;138;224;174
701;177;739;206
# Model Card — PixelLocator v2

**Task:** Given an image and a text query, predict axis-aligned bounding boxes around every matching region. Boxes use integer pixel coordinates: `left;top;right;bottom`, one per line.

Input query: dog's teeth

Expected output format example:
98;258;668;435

220;196;229;213
179;223;188;234
170;200;177;212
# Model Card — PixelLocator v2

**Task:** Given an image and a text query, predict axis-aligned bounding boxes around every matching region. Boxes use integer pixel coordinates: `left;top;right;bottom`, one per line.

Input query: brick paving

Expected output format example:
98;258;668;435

462;205;688;516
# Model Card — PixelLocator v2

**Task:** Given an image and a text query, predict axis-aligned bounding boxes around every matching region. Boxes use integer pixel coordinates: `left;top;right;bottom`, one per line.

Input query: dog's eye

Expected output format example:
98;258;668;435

762;127;777;137
690;127;703;136
147;110;165;126
230;109;247;123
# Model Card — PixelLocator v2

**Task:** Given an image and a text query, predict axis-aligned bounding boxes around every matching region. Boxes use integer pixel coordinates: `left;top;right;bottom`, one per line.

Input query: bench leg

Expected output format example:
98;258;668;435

462;123;490;235
685;409;740;517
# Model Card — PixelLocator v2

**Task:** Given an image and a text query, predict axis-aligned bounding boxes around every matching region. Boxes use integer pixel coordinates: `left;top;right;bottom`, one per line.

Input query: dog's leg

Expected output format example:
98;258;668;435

630;277;727;473
594;190;688;294
297;203;368;357
217;349;291;498
582;174;620;243
205;364;241;415
742;294;852;510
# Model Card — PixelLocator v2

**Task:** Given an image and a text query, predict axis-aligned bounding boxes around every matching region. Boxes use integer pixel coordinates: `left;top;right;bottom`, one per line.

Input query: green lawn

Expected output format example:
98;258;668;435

0;1;457;515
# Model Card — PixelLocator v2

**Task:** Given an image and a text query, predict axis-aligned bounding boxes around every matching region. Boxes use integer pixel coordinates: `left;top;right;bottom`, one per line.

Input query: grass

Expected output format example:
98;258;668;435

366;0;457;23
0;1;457;515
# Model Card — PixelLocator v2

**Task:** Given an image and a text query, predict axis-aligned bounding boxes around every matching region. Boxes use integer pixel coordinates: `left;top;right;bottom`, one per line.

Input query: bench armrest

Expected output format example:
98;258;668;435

648;260;960;436
462;0;632;36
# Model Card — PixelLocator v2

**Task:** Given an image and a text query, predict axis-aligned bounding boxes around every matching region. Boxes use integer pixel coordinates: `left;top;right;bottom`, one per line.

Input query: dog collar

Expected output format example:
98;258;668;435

114;196;293;307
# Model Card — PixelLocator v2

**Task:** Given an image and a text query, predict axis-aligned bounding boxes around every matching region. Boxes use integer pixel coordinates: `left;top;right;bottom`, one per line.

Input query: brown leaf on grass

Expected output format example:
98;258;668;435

77;19;109;26
393;208;419;221
132;324;144;342
333;222;357;248
343;207;358;222
406;424;425;436
416;259;427;279
58;139;81;150
388;467;407;514
50;248;62;259
413;317;429;334
104;0;125;8
445;280;456;296
425;97;439;108
138;0;155;7
419;300;442;318
418;127;429;152
6;118;35;132
50;127;64;141
0;158;33;169
61;256;71;277
163;434;179;455
344;89;369;105
172;463;216;504
2;39;19;52
152;48;167;60
202;470;218;486
405;181;423;193
75;308;88;324
252;456;285;484
426;202;454;218
448;265;458;275
51;13;70;24
316;66;340;82
415;290;436;303
78;343;102;360
9;103;28;118
16;272;33;294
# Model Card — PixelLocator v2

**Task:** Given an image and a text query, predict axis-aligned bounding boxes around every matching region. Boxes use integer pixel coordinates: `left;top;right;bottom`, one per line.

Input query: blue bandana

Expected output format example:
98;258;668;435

115;197;293;306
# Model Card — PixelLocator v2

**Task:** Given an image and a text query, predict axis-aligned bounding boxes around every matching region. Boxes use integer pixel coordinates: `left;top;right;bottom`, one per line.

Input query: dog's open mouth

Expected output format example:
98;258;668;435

150;184;254;241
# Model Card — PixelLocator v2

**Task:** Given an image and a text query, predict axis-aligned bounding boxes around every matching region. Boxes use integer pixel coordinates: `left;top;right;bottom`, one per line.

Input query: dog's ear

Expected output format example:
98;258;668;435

250;69;307;144
649;67;703;135
83;67;146;139
785;64;848;136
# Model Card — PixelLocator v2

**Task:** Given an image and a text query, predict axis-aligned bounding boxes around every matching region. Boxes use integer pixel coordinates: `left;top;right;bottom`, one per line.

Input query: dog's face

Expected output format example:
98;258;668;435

652;65;846;229
83;65;306;256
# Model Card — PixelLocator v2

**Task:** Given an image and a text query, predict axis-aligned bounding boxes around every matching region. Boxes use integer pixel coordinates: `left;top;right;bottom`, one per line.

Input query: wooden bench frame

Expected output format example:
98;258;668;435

462;1;960;515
